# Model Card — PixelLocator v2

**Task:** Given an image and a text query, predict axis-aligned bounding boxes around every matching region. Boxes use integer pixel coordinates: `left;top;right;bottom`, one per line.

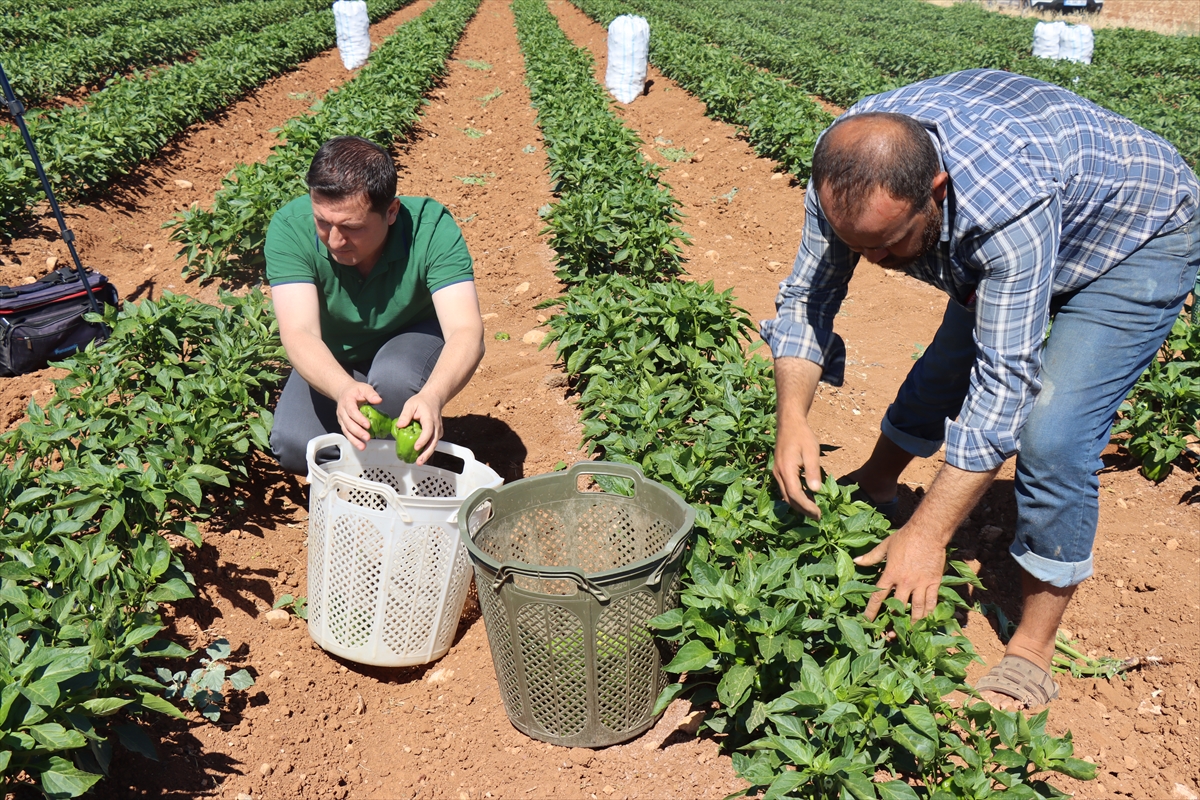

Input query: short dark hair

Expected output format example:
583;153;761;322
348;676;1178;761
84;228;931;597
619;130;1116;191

306;136;397;215
811;112;939;219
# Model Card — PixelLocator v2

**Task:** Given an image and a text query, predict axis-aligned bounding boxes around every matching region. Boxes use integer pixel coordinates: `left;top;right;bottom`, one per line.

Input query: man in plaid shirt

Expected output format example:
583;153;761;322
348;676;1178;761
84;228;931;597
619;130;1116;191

762;69;1199;709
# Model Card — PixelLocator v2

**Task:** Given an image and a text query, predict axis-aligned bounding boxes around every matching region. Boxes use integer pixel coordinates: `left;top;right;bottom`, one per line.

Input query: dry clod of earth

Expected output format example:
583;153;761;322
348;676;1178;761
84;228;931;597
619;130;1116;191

263;609;291;628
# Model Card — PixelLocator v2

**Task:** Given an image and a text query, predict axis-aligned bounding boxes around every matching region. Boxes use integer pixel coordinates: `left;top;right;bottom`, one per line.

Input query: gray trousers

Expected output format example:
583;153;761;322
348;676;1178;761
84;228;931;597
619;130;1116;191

269;318;444;474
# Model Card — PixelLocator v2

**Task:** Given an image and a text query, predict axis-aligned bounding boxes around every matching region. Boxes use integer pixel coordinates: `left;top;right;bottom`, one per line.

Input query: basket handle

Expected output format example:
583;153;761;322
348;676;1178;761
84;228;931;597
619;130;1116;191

647;507;696;588
306;433;416;523
320;471;415;523
304;433;351;483
491;563;611;604
431;440;480;473
567;460;646;497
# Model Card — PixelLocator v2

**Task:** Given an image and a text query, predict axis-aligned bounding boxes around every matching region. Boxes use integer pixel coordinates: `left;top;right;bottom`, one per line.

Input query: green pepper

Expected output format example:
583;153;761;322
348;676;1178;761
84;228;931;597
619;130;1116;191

393;420;424;464
358;404;394;439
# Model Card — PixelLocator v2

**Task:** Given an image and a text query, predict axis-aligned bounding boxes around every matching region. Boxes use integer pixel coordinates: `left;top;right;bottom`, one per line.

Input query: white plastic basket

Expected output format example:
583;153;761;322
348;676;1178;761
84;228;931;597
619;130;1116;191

304;433;503;666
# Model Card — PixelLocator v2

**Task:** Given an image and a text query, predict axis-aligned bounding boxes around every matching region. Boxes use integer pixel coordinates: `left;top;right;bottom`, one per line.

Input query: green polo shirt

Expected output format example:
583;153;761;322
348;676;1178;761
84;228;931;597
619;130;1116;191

264;195;474;364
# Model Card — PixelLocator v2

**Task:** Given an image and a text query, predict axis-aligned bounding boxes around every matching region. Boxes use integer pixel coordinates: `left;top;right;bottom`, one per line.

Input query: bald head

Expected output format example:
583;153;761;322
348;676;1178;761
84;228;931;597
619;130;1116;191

811;112;940;220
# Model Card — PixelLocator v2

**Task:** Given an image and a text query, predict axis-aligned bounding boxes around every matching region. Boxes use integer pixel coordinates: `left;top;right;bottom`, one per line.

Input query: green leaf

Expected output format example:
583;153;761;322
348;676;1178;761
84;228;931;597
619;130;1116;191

81;697;134;716
148;578;193;602
1056;757;1098;781
228;669;255;691
39;756;102;799
137;691;186;720
665;640;714;673
890;723;936;763
114;723;159;761
877;780;920;800
29;723;88;750
763;770;805;800
900;704;940;744
652;681;688;716
840;769;878;800
717;664;756;710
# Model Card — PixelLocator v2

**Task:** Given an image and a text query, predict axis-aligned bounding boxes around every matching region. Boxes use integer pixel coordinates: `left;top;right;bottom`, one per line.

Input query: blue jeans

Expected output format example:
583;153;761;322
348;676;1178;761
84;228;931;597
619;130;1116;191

269;318;444;474
882;214;1200;587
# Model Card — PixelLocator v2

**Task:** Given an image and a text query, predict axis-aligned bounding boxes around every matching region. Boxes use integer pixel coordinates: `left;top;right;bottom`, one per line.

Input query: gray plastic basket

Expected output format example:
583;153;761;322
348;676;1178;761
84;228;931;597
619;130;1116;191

460;462;695;748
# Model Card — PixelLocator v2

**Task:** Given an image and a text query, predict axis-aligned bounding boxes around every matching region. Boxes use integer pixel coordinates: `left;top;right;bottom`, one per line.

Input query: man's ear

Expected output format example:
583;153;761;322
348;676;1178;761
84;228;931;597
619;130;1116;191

931;171;950;205
385;197;401;225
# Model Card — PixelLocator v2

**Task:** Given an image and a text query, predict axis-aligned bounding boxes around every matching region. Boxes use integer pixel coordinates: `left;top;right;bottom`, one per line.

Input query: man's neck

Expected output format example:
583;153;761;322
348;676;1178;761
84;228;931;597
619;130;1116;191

350;244;386;279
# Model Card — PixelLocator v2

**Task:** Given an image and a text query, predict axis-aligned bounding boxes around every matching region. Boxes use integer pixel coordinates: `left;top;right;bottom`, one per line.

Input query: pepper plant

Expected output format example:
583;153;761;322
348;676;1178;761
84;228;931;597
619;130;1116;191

1112;301;1200;481
1;290;283;797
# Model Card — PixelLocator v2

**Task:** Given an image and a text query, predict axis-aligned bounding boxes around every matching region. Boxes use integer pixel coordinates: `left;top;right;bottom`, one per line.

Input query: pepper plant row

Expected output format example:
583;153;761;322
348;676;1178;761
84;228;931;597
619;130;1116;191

619;0;1198;166
514;0;1094;796
570;0;833;181
0;0;413;240
168;0;483;282
0;290;284;798
0;0;112;14
0;0;240;53
1111;302;1200;481
4;0;337;108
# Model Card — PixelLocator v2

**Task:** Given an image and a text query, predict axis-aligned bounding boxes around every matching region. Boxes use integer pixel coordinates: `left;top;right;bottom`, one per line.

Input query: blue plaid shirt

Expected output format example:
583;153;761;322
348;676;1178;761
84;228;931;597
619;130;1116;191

761;69;1199;471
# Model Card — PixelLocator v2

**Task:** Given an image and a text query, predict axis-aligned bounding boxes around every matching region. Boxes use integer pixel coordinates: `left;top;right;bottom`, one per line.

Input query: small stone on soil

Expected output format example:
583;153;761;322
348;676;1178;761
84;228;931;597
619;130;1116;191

264;609;291;628
260;763;273;777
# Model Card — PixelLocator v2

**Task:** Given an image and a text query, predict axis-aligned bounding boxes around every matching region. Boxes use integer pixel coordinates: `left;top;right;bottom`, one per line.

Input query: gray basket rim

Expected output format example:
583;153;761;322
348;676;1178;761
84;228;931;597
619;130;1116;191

457;461;696;588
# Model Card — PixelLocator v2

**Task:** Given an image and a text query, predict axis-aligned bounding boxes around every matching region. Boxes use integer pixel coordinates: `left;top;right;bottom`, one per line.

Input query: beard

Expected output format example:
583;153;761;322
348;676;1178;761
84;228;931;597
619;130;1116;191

877;200;943;272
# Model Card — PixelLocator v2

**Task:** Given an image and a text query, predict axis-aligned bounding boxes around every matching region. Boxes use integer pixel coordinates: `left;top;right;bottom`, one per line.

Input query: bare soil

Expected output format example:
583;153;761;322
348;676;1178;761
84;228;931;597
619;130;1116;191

1;2;1197;799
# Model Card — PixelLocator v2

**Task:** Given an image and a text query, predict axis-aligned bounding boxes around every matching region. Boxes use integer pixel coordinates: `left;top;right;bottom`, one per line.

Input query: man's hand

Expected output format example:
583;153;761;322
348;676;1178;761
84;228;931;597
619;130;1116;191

773;417;824;518
336;380;383;450
773;357;826;518
395;390;442;466
854;461;1000;622
855;524;947;622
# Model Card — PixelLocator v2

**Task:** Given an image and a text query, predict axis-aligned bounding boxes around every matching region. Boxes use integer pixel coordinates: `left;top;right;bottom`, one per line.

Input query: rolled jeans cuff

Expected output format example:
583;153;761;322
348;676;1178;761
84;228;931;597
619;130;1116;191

881;406;944;458
1008;538;1094;588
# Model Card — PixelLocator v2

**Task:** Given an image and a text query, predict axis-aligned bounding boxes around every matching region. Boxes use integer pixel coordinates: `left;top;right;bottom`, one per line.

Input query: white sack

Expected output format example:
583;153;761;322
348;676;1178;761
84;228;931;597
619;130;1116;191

1032;21;1065;60
1058;24;1094;64
333;0;371;70
605;14;650;104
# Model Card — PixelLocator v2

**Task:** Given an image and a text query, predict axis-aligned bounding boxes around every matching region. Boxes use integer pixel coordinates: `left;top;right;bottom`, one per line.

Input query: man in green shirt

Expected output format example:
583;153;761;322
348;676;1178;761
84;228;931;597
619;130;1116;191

264;135;485;473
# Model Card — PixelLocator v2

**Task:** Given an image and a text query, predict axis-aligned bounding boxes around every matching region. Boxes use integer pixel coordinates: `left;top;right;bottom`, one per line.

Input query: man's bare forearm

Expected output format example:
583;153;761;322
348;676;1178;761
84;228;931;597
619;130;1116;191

907;462;1001;547
281;328;356;400
419;329;485;407
775;356;823;423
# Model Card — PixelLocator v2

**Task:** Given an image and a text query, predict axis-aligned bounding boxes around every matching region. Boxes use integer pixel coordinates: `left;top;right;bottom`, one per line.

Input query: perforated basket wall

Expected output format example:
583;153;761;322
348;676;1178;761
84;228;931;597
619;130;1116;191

305;435;502;667
461;463;695;748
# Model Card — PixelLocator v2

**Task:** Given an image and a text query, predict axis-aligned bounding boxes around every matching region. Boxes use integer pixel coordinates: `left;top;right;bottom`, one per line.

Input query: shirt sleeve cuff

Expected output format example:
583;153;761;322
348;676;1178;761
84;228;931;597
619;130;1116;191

759;318;846;387
943;420;1019;472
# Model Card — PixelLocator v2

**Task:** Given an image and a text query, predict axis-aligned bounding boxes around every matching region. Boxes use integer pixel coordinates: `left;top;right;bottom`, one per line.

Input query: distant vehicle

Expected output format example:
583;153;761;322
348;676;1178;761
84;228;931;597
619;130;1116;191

1024;0;1103;12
